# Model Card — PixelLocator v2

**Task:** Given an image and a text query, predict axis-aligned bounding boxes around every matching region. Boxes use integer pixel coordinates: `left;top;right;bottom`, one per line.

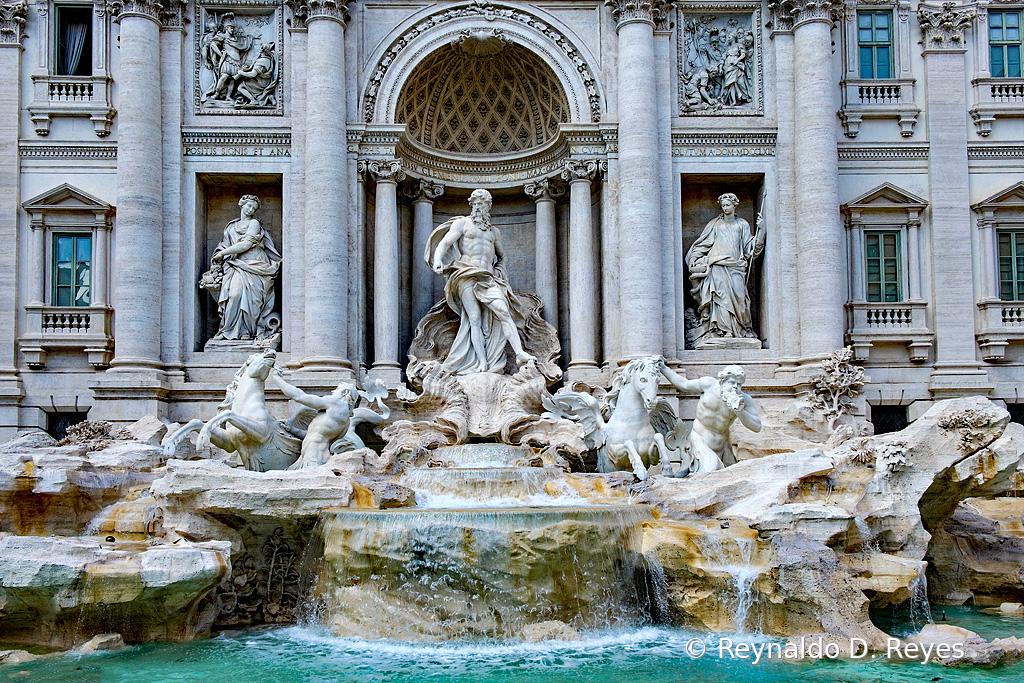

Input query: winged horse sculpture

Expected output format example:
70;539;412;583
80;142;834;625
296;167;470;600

543;356;687;480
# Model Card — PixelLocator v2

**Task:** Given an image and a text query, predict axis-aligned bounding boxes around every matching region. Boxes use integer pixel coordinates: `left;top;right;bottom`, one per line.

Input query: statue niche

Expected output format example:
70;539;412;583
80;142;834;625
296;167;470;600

200;194;282;350
408;189;561;383
682;181;766;350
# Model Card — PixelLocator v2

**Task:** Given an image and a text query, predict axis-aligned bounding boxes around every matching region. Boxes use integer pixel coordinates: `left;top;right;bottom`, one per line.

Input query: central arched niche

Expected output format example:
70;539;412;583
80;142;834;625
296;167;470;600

395;33;570;155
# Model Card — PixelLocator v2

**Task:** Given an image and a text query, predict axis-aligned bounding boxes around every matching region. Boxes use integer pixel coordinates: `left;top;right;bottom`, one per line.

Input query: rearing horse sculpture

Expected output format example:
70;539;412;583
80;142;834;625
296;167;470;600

542;356;682;480
163;349;303;471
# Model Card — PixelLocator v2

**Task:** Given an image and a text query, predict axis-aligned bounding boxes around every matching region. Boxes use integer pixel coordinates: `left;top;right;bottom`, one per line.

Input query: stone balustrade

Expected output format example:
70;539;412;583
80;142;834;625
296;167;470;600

846;300;933;363
19;304;113;369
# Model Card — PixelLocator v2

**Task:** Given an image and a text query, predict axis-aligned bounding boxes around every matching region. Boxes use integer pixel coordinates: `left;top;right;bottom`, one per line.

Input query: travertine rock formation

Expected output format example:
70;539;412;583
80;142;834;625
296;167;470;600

0;535;229;648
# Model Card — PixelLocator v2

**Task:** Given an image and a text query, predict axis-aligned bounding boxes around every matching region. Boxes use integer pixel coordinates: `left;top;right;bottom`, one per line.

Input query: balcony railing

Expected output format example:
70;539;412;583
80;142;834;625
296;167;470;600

48;79;95;102
41;309;93;333
977;300;1024;361
839;78;919;138
19;305;113;369
28;74;115;137
970;78;1024;136
846;300;932;362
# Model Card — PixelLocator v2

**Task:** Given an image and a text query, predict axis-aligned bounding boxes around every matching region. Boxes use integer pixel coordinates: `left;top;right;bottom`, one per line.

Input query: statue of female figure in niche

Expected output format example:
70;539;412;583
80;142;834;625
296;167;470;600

201;194;282;347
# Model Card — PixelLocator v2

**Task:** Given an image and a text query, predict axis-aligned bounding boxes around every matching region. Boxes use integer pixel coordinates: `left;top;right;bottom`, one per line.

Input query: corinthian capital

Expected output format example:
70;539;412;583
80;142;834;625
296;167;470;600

160;0;187;28
918;2;975;52
403;179;445;202
0;0;28;46
307;0;349;25
359;158;406;184
106;0;163;24
606;0;674;29
789;0;843;28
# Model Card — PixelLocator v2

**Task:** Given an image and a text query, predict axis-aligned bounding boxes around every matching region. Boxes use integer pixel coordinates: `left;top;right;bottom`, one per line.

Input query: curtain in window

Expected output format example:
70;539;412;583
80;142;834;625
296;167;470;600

61;21;88;76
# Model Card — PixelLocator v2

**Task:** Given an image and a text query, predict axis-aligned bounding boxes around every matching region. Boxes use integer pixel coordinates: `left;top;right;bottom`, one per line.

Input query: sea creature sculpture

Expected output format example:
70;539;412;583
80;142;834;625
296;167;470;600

543;356;681;480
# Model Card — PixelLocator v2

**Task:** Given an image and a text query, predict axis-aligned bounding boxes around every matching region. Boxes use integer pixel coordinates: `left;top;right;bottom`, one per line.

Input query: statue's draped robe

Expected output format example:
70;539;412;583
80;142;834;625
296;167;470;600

216;218;281;340
427;220;531;374
685;214;758;339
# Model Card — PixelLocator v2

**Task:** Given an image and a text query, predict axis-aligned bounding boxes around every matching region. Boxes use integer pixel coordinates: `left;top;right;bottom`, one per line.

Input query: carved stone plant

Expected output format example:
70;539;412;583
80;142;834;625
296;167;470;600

809;346;867;432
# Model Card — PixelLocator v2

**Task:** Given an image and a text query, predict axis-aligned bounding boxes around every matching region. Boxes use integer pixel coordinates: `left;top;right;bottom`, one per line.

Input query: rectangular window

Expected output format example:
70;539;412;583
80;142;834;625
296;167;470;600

52;234;91;307
998;229;1024;301
991;11;1023;78
54;5;92;77
865;231;902;302
858;11;893;79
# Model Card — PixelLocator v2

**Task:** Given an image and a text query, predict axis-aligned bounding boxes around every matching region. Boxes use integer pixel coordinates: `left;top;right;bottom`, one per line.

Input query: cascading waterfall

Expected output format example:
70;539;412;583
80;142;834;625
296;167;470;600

694;530;760;633
299;444;666;640
908;564;934;628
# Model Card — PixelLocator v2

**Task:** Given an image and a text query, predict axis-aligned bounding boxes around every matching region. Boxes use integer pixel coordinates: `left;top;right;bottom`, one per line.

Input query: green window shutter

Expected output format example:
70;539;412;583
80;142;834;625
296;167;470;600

990;12;1023;78
998;230;1024;301
865;231;902;303
857;11;894;79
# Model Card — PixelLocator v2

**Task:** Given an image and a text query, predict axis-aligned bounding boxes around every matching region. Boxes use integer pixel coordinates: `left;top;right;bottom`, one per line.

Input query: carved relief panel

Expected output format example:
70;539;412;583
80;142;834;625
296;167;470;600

194;1;283;115
677;4;763;116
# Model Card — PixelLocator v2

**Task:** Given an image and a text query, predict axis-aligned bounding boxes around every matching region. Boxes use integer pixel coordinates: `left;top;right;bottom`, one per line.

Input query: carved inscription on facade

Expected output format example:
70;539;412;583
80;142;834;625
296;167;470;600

195;1;283;116
677;6;762;116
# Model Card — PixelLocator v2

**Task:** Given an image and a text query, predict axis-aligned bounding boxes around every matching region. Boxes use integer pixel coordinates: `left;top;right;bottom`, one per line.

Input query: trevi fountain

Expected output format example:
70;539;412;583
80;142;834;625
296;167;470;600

1;187;1023;682
2;1;1024;681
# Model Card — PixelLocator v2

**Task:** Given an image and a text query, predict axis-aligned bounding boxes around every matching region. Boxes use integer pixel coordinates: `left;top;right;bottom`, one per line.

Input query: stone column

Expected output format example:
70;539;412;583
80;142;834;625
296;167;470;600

92;211;110;307
908;217;923;301
849;222;865;301
107;0;165;372
0;1;27;438
977;213;997;301
405;179;444;332
285;1;308;360
918;4;990;394
562;159;600;379
302;0;351;374
27;219;44;305
364;159;406;386
160;1;186;373
790;0;845;359
524;177;564;326
609;0;669;359
768;5;800;363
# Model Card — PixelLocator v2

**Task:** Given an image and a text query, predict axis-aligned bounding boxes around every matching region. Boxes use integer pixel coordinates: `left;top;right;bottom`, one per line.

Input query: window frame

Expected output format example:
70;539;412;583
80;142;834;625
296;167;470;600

857;10;895;80
864;229;903;302
989;10;1023;79
997;228;1024;301
53;3;94;77
50;232;93;308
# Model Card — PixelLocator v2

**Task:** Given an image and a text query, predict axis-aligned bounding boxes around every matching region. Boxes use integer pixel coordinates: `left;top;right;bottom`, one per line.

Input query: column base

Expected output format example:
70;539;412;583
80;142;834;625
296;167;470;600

107;357;165;372
928;363;993;398
297;356;355;377
565;362;602;387
89;371;170;422
367;363;403;389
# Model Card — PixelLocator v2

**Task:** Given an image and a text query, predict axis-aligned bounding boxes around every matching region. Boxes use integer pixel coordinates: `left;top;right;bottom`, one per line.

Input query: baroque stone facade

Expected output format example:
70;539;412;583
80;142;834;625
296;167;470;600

2;0;1024;437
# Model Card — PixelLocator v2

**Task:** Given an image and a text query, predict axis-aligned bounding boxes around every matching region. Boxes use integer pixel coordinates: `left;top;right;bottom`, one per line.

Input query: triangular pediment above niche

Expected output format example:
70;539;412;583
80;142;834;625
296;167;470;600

972;181;1024;212
22;183;112;213
842;182;928;212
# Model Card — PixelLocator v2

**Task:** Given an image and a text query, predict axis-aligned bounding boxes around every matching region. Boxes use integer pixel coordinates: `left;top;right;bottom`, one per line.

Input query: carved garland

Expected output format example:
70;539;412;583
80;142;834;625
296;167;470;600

363;1;602;124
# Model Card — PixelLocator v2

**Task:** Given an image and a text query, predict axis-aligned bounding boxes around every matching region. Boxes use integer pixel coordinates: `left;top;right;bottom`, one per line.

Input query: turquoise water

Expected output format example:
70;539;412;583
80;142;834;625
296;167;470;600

11;618;1024;683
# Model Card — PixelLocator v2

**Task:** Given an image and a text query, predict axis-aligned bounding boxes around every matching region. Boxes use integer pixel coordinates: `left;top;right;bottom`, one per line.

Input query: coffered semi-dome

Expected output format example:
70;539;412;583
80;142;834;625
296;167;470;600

396;33;570;155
